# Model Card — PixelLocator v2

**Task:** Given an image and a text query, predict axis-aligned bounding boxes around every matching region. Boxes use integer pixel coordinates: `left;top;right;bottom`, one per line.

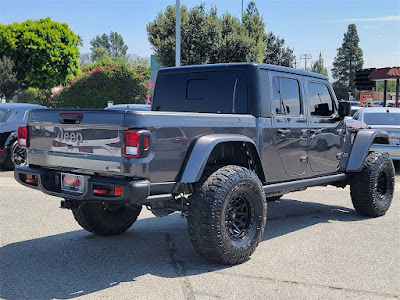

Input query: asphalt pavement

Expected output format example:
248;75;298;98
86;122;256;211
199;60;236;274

0;169;399;300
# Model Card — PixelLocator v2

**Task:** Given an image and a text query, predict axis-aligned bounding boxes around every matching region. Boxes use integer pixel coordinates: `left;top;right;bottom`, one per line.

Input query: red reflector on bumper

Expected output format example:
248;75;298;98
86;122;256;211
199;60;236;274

93;189;108;195
114;187;123;196
24;174;38;183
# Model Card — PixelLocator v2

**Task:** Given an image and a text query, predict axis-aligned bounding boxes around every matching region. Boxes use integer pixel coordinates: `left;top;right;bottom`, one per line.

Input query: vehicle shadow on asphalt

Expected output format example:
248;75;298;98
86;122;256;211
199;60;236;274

0;198;369;300
263;198;368;241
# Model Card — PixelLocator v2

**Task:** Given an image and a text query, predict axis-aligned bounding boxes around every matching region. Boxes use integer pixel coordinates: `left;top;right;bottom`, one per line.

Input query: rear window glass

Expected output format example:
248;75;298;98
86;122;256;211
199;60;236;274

0;108;10;122
272;76;301;116
152;70;247;113
362;112;400;126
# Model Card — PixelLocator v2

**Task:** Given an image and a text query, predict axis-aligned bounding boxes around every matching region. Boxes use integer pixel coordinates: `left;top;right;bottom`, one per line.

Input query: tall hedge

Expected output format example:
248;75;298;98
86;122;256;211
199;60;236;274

53;63;151;108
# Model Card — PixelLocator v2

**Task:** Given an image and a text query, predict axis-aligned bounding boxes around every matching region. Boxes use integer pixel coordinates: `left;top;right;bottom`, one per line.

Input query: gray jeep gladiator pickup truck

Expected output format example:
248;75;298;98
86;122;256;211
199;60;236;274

15;63;395;265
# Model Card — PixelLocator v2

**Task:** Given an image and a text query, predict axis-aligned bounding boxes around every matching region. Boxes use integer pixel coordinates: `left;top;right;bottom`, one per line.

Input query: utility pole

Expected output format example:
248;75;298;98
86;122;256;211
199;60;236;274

300;54;312;71
241;0;244;23
293;57;301;69
175;0;181;67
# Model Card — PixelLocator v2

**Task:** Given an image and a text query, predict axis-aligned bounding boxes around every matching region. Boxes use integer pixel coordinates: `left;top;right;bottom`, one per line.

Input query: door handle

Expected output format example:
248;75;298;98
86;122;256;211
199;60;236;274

277;129;291;135
310;129;323;134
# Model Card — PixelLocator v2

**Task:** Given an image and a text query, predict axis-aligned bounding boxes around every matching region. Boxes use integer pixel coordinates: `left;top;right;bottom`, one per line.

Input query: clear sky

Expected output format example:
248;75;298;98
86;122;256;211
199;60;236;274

1;0;399;71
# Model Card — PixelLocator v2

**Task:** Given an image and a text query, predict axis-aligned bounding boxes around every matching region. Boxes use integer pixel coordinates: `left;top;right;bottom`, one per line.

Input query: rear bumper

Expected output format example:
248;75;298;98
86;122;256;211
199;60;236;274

370;145;400;161
14;166;156;204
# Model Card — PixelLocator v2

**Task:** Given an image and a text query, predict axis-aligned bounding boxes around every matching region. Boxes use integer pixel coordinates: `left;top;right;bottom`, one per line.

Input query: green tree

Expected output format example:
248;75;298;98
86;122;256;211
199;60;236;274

332;24;363;99
242;2;264;62
332;81;349;100
218;13;255;62
311;52;328;77
377;81;397;92
0;56;19;100
263;32;294;67
0;18;81;90
90;33;111;53
147;4;221;66
18;87;41;103
147;2;294;67
91;47;109;62
90;32;128;60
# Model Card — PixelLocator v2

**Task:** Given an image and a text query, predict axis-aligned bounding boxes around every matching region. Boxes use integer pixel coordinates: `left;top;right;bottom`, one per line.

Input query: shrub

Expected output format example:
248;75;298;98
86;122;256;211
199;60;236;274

81;56;127;72
54;63;151;108
32;89;53;107
18;87;40;103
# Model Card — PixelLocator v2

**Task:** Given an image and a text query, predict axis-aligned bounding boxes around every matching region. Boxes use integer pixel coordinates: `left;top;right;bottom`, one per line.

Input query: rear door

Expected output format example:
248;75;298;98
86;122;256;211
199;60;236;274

306;80;343;174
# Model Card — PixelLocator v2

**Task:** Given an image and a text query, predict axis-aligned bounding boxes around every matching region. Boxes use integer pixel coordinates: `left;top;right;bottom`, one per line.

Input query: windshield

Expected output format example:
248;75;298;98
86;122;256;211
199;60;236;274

363;112;400;126
0;108;10;122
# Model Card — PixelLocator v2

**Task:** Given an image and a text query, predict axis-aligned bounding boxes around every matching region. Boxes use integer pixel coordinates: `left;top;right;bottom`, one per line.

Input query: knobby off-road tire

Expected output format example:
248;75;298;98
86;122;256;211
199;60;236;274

350;152;395;217
72;203;142;236
188;165;267;265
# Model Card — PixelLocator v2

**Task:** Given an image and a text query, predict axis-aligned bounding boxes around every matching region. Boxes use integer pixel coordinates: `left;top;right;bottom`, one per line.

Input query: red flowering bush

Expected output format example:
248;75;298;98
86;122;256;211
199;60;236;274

54;62;152;108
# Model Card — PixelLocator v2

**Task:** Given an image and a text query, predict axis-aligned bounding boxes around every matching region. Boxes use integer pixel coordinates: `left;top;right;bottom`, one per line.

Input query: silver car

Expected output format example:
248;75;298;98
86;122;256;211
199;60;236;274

353;107;400;161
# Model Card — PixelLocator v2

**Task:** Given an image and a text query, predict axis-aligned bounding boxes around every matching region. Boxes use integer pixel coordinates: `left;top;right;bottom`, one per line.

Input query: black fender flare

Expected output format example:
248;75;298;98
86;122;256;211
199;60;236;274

179;134;263;183
346;129;389;172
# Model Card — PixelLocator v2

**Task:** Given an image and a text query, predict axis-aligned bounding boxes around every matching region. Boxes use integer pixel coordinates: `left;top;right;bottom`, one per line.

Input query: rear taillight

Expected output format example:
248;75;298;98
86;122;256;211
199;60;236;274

143;136;150;151
18;126;28;148
123;130;151;158
124;131;140;157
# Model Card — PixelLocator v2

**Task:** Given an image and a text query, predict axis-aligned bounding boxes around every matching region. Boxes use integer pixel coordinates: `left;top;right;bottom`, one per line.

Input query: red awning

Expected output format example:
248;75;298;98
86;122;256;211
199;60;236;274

368;67;400;80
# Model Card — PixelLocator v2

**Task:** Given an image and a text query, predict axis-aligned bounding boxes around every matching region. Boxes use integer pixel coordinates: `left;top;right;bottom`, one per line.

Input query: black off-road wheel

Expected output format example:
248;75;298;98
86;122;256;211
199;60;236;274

188;165;267;265
3;141;27;170
72;202;142;236
350;152;395;217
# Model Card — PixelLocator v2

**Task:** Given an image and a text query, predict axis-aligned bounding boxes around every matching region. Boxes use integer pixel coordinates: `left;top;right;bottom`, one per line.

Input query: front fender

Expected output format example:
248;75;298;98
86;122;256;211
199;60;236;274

346;129;389;172
179;134;258;183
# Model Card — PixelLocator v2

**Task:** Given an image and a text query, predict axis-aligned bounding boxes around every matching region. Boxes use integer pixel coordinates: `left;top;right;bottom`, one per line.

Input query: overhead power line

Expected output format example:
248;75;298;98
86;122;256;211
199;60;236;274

300;54;312;70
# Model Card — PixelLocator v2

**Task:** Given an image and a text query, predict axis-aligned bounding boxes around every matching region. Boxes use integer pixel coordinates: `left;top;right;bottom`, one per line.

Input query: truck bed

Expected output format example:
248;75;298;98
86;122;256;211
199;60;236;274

27;109;257;183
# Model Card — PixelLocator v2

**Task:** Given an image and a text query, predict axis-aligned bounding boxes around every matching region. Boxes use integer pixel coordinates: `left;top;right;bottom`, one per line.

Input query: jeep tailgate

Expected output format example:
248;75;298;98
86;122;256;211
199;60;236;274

26;109;258;182
27;109;126;175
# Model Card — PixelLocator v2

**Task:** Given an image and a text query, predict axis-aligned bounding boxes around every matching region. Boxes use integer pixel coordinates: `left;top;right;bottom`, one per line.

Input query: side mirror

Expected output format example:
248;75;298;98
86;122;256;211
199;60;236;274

338;101;351;118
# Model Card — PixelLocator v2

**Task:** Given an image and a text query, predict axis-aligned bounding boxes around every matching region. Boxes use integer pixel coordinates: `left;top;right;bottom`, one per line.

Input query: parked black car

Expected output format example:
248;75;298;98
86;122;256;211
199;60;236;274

0;103;47;170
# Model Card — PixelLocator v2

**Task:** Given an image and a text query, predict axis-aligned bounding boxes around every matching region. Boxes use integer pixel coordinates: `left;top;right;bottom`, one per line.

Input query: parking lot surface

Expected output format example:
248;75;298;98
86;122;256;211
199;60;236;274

1;170;399;300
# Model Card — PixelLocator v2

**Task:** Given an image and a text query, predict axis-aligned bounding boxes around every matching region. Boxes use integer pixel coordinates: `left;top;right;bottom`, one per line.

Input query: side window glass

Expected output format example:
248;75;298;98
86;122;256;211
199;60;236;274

272;77;281;114
308;82;334;116
272;76;301;116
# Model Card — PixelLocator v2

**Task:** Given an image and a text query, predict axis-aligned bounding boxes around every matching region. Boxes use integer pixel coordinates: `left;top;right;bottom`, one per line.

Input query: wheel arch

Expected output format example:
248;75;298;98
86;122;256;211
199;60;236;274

179;134;265;183
346;129;390;172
